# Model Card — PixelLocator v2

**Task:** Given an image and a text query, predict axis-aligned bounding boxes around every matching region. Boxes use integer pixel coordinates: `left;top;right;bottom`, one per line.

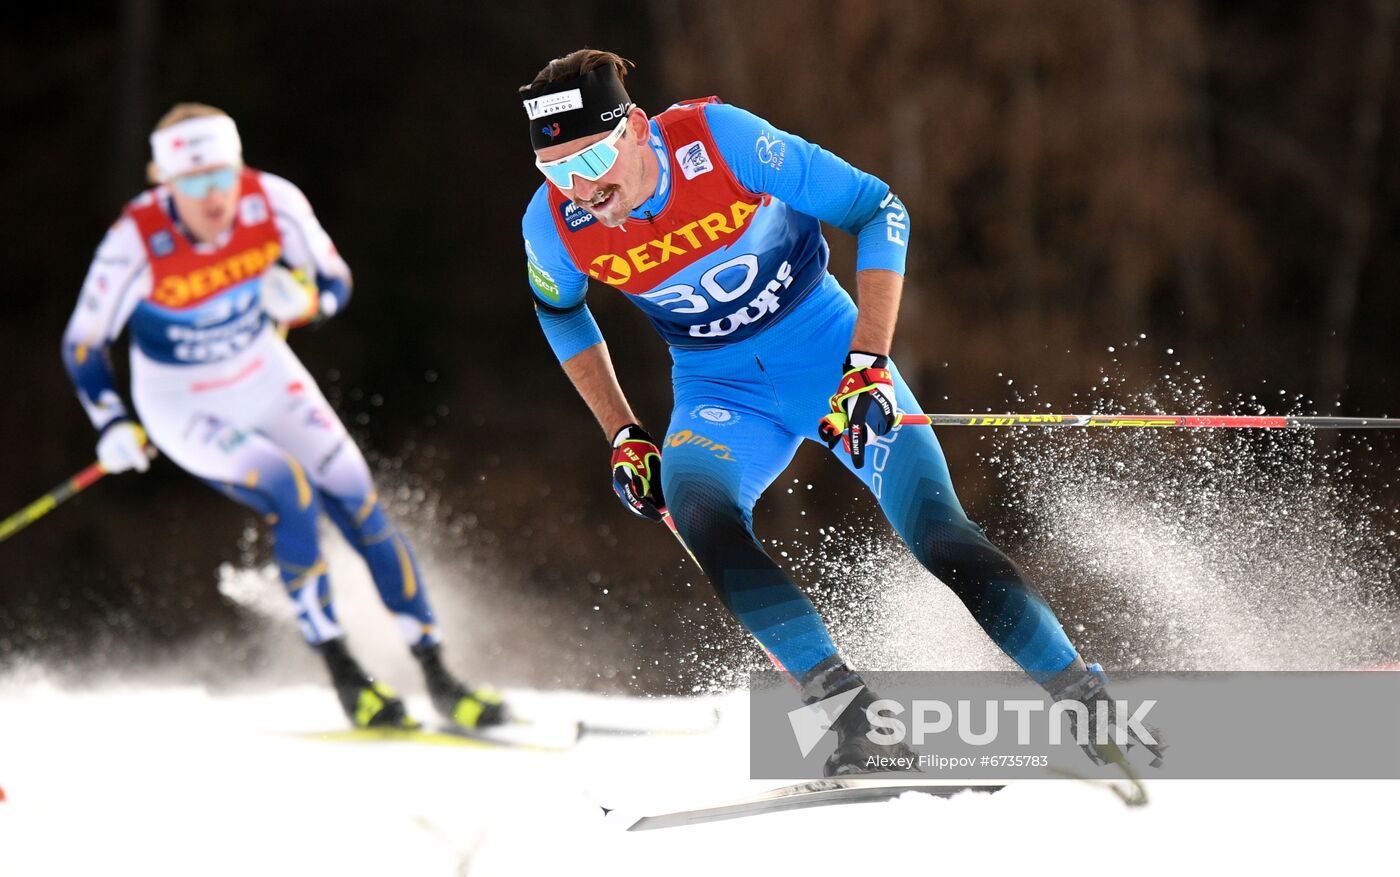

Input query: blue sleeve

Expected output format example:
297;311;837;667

315;273;351;313
534;301;603;362
61;337;125;428
522;185;600;362
703;102;909;274
61;218;146;429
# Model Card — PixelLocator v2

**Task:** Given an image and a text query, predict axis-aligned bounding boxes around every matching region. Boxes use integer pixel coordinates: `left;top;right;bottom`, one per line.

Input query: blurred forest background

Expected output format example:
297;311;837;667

2;1;1397;691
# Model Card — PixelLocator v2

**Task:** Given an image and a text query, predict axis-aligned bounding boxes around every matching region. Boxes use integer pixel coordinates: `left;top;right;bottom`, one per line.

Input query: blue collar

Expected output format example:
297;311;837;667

629;122;671;220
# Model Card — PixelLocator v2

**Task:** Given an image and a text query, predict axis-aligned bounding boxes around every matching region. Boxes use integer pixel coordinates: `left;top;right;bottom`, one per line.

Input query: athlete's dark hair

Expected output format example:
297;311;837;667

520;48;634;94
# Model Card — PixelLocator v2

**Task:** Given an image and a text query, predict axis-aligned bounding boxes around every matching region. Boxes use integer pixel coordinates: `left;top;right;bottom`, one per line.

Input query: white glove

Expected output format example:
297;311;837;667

259;265;319;326
97;421;150;474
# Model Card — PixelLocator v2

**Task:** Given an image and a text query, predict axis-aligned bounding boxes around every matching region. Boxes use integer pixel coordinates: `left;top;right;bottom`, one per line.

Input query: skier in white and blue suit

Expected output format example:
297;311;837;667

61;103;505;733
520;50;1160;773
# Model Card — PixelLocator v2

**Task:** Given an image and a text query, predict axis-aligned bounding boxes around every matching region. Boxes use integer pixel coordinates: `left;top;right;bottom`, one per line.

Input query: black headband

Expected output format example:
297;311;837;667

522;64;633;150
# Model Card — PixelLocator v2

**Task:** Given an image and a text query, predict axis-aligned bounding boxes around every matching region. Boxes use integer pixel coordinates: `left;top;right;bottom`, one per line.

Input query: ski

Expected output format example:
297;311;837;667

614;779;1004;831
296;708;718;752
296;717;581;752
895;412;1400;429
575;710;721;739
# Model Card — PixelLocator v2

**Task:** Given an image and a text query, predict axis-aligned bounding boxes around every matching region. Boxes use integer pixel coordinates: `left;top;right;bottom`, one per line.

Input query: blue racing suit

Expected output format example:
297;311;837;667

522;99;1080;683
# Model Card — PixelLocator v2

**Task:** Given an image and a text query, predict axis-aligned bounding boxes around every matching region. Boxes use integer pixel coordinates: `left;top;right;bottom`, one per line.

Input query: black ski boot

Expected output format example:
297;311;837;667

411;641;507;730
1045;660;1166;768
315;637;415;729
799;657;919;777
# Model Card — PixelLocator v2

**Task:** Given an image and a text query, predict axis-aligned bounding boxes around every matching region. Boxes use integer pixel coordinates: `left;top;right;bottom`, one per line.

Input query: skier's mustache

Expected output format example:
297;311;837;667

573;185;620;210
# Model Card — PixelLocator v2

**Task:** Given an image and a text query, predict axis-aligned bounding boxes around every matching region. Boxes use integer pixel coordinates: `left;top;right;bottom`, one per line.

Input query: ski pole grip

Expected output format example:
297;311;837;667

131;424;159;461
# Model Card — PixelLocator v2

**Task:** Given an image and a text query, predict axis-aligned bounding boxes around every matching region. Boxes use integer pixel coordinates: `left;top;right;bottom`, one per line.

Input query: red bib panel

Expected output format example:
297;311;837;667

126;169;284;310
548;99;767;295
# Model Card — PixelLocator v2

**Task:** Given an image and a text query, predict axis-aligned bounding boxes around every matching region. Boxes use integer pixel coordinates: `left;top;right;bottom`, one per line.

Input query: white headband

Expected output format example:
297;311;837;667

149;115;242;181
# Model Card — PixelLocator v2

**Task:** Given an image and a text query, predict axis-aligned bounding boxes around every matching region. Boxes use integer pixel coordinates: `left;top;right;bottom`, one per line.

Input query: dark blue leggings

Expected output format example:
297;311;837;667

662;296;1080;682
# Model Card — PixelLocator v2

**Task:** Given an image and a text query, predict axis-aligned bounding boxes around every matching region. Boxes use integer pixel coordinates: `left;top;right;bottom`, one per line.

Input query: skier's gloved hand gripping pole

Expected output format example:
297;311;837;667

0;422;158;543
818;352;898;468
260;264;339;340
609;424;706;567
610;424;666;522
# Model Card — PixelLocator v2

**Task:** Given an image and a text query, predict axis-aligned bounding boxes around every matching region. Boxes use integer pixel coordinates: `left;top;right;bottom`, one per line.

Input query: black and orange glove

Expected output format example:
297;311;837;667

610;424;665;522
817;352;897;469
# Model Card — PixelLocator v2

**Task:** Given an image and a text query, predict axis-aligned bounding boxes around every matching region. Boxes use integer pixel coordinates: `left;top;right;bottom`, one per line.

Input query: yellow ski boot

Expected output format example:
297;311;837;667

316;637;417;729
412;641;507;730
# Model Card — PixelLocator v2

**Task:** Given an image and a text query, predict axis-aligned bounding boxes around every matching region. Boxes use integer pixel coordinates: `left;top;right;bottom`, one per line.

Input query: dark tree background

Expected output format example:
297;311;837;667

2;1;1396;690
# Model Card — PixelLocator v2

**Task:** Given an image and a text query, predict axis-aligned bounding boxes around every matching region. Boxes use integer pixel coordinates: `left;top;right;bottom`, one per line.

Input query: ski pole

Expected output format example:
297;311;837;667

0;429;157;544
658;506;789;675
887;412;1400;430
659;507;701;567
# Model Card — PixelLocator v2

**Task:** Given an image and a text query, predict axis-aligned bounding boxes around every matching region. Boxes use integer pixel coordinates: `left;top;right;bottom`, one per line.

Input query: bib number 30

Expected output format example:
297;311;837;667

640;254;794;338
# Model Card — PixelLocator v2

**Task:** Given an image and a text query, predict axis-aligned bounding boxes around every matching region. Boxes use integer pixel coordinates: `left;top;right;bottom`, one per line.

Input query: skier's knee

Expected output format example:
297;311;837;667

213;450;320;536
257;453;320;532
908;514;1014;585
321;487;389;546
665;476;752;556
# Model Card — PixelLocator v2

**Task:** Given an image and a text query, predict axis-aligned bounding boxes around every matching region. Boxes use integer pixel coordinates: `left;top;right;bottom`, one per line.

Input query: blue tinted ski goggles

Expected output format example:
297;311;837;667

534;110;632;190
173;167;239;198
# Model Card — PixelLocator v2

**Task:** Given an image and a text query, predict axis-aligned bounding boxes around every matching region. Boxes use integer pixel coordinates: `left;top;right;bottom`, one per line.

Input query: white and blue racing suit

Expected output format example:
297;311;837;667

62;170;442;647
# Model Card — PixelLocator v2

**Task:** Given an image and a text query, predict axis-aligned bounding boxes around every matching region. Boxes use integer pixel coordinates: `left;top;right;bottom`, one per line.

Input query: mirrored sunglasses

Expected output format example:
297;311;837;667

534;112;631;190
173;167;240;198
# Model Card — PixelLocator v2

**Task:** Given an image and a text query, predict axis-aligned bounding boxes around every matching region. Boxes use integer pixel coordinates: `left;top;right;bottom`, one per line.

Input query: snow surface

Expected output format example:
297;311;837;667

0;680;1392;876
6;375;1395;874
